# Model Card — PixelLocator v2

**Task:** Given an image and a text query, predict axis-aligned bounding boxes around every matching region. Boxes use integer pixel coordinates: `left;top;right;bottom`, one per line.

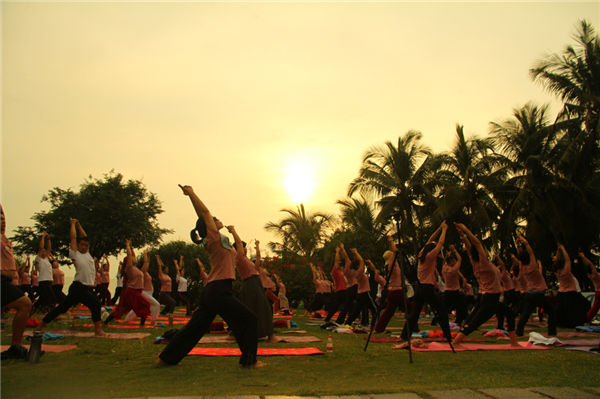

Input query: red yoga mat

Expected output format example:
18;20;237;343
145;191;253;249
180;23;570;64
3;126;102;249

31;329;150;339
1;344;77;353
198;336;321;344
392;341;547;351
188;347;324;356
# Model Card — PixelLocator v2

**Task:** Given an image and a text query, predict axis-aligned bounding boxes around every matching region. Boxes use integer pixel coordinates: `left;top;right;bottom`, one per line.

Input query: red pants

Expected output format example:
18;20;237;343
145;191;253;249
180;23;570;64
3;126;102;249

112;287;150;320
588;291;600;321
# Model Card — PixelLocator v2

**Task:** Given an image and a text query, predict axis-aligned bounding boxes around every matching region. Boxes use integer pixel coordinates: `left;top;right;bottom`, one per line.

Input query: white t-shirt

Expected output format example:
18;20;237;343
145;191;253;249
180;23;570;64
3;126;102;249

176;275;188;292
116;272;124;288
69;248;96;286
34;256;53;282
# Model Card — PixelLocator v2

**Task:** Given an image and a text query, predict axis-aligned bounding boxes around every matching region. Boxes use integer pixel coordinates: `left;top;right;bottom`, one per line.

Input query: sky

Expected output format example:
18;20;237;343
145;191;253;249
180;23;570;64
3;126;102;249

2;1;598;285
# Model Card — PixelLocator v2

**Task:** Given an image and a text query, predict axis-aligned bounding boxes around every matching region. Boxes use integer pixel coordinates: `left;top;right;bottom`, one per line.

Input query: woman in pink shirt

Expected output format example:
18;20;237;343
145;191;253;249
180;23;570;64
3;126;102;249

373;235;412;333
96;256;111;306
551;244;587;327
104;240;151;326
306;263;332;317
579;252;600;322
344;248;376;328
157;184;262;369
338;244;358;326
402;221;452;344
453;223;517;347
18;256;33;299
258;262;279;314
441;245;467;326
125;250;160;326
156;254;176;327
322;245;348;327
514;235;557;337
229;231;278;342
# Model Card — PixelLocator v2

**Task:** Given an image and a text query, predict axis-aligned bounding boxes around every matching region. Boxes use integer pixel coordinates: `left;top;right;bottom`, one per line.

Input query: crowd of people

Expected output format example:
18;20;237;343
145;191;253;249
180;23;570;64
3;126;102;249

1;189;600;366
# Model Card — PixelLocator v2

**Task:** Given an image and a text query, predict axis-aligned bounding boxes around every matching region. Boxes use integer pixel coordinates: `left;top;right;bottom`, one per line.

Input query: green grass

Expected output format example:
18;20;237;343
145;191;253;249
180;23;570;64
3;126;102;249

2;311;599;399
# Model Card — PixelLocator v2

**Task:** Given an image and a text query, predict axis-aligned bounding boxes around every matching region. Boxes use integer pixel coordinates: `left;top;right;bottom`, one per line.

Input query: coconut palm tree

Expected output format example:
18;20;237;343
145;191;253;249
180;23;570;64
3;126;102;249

347;130;439;253
264;204;333;262
434;124;507;242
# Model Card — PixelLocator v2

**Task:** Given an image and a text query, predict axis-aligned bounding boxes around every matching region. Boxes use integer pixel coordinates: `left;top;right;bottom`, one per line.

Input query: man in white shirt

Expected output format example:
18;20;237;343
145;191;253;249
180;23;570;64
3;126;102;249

37;218;105;336
32;232;57;313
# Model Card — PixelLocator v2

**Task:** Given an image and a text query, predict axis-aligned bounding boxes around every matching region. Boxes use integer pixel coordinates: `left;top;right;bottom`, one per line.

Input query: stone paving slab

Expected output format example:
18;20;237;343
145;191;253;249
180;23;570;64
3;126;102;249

369;394;422;399
265;397;320;399
479;388;547;399
529;387;600;399
427;389;489;399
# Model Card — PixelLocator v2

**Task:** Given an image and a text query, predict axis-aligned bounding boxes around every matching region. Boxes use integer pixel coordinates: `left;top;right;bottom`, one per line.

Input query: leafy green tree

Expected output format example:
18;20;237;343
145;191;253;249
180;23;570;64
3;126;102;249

11;171;171;259
264;204;333;262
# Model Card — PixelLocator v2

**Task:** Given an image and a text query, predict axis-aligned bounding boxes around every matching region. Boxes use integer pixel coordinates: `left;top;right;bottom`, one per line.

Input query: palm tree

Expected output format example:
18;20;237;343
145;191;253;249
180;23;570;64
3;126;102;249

530;20;600;140
347;130;438;253
434;124;507;242
264;204;333;262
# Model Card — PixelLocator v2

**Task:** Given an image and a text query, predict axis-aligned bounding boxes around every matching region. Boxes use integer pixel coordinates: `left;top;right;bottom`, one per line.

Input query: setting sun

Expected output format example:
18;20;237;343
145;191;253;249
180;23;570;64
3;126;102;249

284;157;316;204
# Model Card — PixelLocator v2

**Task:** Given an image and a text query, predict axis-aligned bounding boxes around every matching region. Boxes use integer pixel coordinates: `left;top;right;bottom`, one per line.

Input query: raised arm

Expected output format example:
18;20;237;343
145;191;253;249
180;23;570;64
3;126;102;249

195;257;208;282
387;234;398;253
69;218;78;251
426;224;443;245
142;250;149;273
179;255;185;276
38;232;47;256
557;243;571;269
226;225;244;255
254;240;261;267
46;234;52;254
351;248;364;269
76;220;87;238
155;254;165;277
578;252;596;275
452;245;462;270
455;223;485;259
178;184;217;234
517;235;537;265
339;243;351;269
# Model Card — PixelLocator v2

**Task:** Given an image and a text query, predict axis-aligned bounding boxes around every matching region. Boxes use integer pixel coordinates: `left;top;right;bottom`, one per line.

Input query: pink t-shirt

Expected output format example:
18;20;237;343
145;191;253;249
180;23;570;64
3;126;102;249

19;269;31;285
442;263;460;291
235;252;259;280
32;274;39;286
1;233;16;275
462;282;474;296
258;266;276;289
555;260;576;293
126;265;144;290
388;262;403;291
473;259;503;294
417;247;440;286
356;269;370;294
205;228;237;283
344;266;358;287
159;273;172;292
500;269;515;291
143;271;153;292
100;266;110;284
52;268;65;285
522;261;548;292
331;265;347;292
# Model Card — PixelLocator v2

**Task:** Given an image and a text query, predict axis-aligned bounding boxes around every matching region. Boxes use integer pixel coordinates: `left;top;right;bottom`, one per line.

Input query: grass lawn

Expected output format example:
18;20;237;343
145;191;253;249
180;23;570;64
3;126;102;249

2;308;599;399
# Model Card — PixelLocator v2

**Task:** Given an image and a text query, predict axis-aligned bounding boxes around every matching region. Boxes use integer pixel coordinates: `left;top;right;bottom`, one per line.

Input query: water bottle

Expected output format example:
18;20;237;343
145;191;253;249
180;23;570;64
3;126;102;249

27;332;43;363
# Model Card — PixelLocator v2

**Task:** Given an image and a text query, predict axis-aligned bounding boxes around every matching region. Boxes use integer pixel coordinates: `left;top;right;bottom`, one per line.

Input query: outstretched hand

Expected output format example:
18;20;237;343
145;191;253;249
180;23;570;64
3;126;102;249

178;184;194;196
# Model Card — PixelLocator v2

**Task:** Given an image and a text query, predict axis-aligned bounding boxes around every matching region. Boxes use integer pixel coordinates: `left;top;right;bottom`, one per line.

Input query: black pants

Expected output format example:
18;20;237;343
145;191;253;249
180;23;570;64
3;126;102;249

111;286;122;305
346;291;377;326
556;291;589;328
159;292;177;314
43;281;102;323
461;293;502;335
52;284;67;302
36;281;57;310
402;284;451;341
442;290;468;325
516;292;557;336
325;289;347;322
496;289;518;330
158;279;258;366
19;284;33;299
337;285;358;324
307;292;331;313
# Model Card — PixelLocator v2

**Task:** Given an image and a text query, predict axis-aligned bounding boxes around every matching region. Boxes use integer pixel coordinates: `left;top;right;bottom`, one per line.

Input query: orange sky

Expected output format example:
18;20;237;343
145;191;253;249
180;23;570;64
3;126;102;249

2;2;598;285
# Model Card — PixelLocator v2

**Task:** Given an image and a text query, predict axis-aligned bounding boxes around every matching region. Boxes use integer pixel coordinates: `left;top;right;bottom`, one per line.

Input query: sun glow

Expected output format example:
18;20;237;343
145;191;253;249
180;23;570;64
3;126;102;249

284;156;316;204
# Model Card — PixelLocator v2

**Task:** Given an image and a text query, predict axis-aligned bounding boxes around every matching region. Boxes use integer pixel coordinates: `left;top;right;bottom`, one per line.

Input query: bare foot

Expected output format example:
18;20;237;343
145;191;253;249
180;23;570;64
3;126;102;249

242;360;267;369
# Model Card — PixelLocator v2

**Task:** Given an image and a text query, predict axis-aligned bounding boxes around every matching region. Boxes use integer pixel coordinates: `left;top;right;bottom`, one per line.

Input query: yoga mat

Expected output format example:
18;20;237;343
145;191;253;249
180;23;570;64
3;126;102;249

392;341;547;351
25;330;150;339
188;347;324;356
273;315;293;319
557;332;598;338
565;346;600;355
558;339;600;346
576;326;600;333
1;344;77;353
77;324;157;329
365;337;488;343
198;336;321;344
282;330;307;334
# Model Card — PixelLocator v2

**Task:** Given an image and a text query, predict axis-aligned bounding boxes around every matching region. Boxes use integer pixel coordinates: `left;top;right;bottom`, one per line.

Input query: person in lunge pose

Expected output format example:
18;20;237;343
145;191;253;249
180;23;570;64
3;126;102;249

321;245;348;328
514;235;557;337
124;249;160;326
344;248;376;328
37;218;105;336
452;223;517;347
306;263;332;317
156;185;262;368
50;253;67;302
174;256;192;316
1;205;33;359
550;243;588;328
579;252;600;322
402;221;453;346
441;245;467;326
33;232;57;313
156;254;176;327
